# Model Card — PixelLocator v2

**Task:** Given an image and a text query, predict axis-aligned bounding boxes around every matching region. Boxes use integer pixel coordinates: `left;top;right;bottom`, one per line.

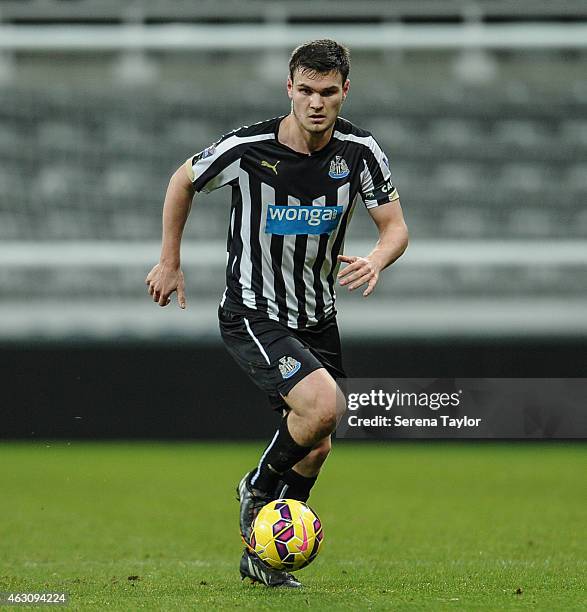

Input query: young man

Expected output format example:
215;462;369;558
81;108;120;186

146;39;408;588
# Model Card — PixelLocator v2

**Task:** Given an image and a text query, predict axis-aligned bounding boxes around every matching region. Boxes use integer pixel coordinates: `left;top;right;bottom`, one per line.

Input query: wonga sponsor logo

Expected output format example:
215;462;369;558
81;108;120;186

265;205;343;235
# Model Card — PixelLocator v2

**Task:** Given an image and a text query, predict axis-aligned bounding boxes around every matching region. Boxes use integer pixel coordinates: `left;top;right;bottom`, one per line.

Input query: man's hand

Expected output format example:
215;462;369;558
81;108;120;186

337;199;409;298
145;263;187;308
337;254;380;297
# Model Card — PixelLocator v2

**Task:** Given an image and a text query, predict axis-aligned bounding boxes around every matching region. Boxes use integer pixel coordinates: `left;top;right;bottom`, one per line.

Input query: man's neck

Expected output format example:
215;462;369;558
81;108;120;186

278;113;334;155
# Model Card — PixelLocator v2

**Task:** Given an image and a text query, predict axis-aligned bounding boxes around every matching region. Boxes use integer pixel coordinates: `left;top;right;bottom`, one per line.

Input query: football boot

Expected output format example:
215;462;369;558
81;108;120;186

239;549;302;588
236;470;274;544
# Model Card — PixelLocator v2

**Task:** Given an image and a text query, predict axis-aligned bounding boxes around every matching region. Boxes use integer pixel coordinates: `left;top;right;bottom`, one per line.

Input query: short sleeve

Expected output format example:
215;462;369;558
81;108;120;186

185;134;242;194
360;136;399;209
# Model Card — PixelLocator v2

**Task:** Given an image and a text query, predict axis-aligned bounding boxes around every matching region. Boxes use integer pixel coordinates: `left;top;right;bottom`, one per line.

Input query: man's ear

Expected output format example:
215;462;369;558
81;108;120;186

287;76;293;100
342;78;350;100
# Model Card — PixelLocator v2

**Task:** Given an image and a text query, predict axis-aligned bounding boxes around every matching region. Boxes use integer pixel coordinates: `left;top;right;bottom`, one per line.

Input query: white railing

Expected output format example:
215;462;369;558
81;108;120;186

0;240;585;339
1;0;586;22
1;240;586;267
1;24;587;52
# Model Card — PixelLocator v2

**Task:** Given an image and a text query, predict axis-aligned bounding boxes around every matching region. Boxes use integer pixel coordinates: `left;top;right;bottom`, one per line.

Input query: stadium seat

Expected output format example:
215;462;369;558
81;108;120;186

560;120;587;148
565;164;587;194
493;120;550;151
508;208;555;238
497;164;548;195
428;119;483;149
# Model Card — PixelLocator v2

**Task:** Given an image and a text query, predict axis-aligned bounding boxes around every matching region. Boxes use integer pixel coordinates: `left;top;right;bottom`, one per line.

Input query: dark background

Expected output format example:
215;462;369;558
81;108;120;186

2;338;583;439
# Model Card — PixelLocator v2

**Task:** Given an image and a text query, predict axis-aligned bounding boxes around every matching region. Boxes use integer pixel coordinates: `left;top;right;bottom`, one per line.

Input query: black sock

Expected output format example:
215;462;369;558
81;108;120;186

250;417;312;495
275;469;317;502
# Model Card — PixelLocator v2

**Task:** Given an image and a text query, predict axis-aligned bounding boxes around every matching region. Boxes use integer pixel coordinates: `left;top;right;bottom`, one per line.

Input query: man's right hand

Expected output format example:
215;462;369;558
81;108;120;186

145;263;187;309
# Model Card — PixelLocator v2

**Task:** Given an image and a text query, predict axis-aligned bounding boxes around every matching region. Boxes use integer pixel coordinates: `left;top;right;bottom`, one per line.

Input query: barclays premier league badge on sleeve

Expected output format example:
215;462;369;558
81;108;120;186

196;144;216;161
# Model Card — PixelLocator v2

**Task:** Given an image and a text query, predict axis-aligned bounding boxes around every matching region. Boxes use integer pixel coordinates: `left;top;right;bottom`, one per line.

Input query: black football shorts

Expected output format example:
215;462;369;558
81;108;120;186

218;306;346;412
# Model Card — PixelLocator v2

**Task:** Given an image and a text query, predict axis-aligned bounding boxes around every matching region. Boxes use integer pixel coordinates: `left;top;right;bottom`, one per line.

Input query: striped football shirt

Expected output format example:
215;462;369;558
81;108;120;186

185;115;399;329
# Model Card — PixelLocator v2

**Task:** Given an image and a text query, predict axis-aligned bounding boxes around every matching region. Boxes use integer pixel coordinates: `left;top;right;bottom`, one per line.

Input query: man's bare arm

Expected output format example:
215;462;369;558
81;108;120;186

145;164;196;308
337;198;409;297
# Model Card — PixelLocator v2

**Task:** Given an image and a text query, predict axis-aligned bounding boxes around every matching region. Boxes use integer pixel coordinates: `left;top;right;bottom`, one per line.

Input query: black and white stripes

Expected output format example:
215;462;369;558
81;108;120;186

186;116;398;329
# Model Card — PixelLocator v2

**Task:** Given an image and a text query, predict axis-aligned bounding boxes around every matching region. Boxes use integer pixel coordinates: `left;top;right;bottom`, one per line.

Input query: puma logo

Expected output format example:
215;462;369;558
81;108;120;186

261;160;280;175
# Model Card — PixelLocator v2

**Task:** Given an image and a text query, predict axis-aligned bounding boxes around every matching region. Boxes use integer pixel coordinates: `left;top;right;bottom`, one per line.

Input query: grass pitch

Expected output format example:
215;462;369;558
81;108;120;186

0;441;585;610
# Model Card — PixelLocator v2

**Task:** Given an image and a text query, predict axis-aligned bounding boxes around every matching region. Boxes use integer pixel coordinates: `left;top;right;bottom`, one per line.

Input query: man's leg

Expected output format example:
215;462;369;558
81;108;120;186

275;435;331;501
292;435;332;477
249;368;344;497
221;309;345;587
239;368;344;540
237;370;344;587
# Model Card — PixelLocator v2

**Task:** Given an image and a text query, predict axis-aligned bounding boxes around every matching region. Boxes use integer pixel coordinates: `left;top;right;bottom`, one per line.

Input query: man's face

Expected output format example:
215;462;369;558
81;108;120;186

287;68;350;135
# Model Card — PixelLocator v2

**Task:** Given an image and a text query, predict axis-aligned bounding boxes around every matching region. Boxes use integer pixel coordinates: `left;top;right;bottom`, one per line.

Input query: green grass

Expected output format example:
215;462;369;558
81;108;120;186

0;442;585;610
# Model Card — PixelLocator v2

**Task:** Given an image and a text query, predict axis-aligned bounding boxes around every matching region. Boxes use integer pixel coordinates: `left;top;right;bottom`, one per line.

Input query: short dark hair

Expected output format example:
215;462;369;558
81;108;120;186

289;39;350;84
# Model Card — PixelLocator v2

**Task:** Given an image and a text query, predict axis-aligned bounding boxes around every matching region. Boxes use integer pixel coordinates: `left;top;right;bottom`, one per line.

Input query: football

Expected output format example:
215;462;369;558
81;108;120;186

249;499;324;571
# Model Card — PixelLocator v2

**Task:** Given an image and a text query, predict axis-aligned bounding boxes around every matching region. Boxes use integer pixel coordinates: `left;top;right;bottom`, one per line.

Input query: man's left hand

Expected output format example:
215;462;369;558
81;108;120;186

337;254;380;297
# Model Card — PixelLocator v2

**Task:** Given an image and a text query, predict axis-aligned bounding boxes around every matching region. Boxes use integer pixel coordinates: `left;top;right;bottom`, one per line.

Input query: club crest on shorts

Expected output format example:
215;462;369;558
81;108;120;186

278;356;301;379
328;156;350;179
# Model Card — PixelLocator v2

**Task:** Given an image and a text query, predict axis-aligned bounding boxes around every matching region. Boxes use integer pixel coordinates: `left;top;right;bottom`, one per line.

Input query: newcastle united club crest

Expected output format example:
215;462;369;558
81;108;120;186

278;356;302;379
328;156;350;179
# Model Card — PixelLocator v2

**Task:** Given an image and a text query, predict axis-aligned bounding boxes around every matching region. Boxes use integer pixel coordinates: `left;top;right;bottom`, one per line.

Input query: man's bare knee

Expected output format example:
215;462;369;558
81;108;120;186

285;369;336;412
314;406;337;437
302;386;337;437
283;369;340;445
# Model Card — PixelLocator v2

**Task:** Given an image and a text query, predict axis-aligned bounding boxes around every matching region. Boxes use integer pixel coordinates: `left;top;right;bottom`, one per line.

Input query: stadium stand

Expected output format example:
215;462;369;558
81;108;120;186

2;77;584;243
0;1;585;337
